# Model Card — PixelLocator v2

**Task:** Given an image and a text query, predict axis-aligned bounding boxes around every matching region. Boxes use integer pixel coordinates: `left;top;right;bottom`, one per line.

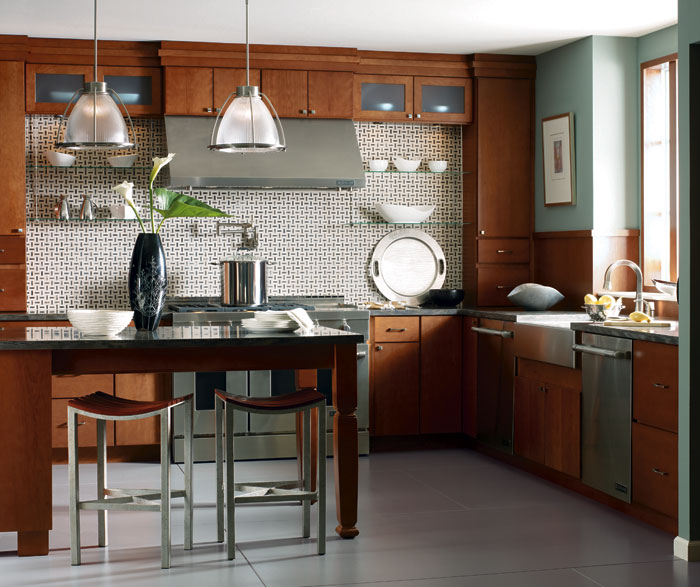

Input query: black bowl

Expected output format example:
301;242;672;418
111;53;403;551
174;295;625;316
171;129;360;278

423;288;465;307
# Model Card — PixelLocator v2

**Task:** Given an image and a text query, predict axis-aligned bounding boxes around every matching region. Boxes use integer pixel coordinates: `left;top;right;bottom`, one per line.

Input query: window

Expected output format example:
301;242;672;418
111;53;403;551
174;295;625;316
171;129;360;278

641;53;679;287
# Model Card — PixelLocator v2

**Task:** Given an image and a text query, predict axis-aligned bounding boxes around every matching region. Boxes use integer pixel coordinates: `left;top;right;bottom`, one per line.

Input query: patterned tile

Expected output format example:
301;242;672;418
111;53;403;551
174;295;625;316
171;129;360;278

26;117;463;312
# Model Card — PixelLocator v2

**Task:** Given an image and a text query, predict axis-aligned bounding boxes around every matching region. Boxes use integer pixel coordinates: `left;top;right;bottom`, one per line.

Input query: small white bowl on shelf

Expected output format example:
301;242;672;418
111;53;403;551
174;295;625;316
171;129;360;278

393;156;421;172
67;309;133;337
44;150;76;167
368;159;389;172
428;160;448;173
374;203;435;223
107;154;138;168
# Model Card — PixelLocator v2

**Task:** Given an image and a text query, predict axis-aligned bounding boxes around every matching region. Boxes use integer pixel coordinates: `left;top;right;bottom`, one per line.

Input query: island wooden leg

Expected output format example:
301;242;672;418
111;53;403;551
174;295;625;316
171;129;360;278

332;343;359;538
0;351;53;556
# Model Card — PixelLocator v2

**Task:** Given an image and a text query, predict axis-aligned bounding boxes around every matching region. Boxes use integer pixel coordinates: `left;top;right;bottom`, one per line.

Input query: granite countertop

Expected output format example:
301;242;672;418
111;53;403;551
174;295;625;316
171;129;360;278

0;314;67;322
0;325;363;350
570;321;679;345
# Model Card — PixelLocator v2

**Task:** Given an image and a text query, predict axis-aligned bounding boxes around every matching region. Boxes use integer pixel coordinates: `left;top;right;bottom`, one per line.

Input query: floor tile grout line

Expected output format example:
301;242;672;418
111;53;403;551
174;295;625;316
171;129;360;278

401;470;471;511
571;566;608;587
238;544;270;587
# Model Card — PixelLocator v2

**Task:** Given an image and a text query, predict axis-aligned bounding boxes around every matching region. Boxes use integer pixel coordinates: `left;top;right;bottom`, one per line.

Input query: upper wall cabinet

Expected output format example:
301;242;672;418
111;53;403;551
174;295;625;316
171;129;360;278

261;70;353;119
26;63;162;115
164;66;259;116
354;74;472;124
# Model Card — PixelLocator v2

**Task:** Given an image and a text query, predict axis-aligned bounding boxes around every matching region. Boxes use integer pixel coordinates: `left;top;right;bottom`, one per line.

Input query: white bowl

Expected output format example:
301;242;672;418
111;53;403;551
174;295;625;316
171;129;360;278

428;160;447;173
374;203;435;223
368;159;389;172
45;150;76;167
393;157;421;172
67;309;134;336
107;154;138;168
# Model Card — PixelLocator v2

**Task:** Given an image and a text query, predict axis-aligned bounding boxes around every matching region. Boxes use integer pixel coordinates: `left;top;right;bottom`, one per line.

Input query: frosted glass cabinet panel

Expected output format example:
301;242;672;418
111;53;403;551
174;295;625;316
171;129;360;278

98;66;162;115
354;74;414;121
414;77;473;123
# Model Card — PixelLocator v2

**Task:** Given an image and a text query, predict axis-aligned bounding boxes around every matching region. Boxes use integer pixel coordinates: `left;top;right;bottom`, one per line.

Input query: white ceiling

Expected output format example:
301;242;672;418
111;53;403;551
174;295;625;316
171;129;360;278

0;0;677;55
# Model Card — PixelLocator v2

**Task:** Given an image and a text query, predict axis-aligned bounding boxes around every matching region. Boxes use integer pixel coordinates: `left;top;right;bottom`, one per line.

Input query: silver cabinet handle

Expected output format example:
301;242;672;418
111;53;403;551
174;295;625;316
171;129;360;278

416;113;421;119
472;326;513;338
496;249;513;254
652;468;669;476
59;421;86;428
572;344;630;360
387;328;407;332
0;249;4;253
0;289;5;293
496;285;510;289
407;113;413;119
356;351;367;359
653;383;670;389
539;386;547;393
375;345;383;351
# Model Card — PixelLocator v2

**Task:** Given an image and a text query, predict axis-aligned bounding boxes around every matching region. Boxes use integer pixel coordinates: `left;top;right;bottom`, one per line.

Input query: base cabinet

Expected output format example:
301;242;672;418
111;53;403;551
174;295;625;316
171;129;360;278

115;373;172;445
632;422;678;519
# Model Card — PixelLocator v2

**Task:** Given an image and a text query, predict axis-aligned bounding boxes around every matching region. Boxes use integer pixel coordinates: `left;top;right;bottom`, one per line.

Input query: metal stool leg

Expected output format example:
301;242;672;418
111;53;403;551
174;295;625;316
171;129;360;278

160;409;172;569
184;399;193;550
302;409;311;538
225;403;236;560
96;418;108;547
215;396;224;543
68;408;81;566
317;402;326;555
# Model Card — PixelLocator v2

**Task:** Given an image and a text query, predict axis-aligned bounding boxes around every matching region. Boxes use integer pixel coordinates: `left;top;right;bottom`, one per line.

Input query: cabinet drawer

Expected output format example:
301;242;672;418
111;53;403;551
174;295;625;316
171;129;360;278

632;422;677;519
374;317;420;342
52;398;114;449
478;239;529;264
0;268;26;311
52;374;114;399
0;236;25;264
477;266;530;306
634;341;678;432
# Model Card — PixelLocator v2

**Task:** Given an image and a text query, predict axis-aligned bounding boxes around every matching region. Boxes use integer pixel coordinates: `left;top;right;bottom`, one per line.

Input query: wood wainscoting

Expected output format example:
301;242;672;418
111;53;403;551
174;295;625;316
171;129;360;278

534;230;640;310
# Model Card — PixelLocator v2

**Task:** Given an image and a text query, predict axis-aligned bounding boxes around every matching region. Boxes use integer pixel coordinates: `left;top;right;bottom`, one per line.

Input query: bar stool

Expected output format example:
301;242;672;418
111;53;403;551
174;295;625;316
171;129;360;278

214;387;326;560
67;391;194;569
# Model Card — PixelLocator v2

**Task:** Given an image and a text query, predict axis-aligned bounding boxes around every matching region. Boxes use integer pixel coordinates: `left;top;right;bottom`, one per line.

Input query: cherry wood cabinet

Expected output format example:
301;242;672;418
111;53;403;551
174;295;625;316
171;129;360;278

477;238;530;264
98;66;162;115
164;66;259;116
476;265;531;307
262;69;353;119
513;376;545;462
114;373;172;445
632;422;678;519
633;341;678;433
420;316;462;434
371;340;420;436
462;317;478;436
374;316;420;342
354;74;471;123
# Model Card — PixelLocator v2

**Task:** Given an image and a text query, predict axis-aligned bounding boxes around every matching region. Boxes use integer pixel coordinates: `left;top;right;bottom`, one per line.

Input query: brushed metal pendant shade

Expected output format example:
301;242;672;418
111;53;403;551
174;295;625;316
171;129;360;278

208;0;285;153
55;0;135;150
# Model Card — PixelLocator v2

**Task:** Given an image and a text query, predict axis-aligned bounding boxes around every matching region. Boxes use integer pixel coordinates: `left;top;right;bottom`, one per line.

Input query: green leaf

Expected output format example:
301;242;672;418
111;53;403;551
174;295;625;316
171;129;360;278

153;187;231;218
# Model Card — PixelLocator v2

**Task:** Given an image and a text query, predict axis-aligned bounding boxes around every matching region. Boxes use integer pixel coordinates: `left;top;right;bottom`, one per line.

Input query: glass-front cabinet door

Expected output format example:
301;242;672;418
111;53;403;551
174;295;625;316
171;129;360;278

26;64;93;114
414;77;473;123
98;66;162;115
354;74;414;121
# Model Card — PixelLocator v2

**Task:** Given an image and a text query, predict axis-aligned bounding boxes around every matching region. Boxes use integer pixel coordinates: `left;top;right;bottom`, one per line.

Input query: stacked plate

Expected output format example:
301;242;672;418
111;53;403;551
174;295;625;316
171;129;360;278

241;311;299;333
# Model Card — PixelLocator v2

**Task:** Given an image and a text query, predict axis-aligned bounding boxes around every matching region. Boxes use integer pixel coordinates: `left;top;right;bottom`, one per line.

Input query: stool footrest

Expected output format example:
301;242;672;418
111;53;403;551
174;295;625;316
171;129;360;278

79;500;161;512
235;489;317;504
234;480;302;490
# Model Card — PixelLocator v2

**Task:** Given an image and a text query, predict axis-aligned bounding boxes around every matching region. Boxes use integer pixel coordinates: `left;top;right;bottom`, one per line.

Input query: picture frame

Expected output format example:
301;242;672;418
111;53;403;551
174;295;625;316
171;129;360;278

542;112;576;206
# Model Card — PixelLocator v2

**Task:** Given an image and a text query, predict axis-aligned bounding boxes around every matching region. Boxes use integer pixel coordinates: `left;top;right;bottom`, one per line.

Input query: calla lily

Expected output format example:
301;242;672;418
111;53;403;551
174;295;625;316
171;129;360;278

149;152;176;186
113;181;146;232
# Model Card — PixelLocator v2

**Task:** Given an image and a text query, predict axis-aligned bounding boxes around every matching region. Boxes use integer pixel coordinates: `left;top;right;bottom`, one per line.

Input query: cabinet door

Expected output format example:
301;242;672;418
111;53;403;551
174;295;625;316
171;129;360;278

1;62;26;237
544;383;581;477
354;74;414;122
164;67;214;115
213;68;260;112
52;398;114;449
0;268;26;311
633;341;678;433
462;317;478;436
414;76;472;124
308;71;353;119
633;422;678;519
477;265;531;306
420;316;462;434
476;77;532;237
98;66;162;115
26;63;94;114
114;373;172;445
52;374;114;399
371;342;420;435
261;69;308;118
513;376;545;463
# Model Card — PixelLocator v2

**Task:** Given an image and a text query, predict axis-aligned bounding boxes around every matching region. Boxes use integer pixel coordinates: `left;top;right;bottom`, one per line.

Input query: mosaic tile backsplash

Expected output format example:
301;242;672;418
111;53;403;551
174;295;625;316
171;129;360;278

25;117;462;313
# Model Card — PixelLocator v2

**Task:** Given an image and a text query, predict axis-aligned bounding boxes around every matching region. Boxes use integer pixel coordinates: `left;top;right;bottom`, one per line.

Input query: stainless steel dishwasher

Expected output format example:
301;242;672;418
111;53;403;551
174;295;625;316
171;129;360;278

573;333;633;502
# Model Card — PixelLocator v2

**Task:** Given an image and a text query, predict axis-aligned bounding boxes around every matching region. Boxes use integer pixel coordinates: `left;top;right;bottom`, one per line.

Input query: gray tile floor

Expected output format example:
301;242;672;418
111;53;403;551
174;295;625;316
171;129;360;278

1;449;699;586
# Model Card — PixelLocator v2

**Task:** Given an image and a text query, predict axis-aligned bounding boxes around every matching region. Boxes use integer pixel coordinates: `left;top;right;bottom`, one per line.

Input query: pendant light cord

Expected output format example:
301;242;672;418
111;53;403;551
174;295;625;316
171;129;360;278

245;0;250;86
93;0;98;82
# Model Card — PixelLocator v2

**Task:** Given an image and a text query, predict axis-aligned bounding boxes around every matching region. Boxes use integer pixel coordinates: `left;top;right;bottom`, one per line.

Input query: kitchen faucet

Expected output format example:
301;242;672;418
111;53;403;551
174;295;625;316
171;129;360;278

602;259;645;313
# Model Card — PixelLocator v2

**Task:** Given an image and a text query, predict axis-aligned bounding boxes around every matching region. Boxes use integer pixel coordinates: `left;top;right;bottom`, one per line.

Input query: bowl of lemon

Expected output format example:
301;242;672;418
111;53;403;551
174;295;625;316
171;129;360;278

582;294;624;321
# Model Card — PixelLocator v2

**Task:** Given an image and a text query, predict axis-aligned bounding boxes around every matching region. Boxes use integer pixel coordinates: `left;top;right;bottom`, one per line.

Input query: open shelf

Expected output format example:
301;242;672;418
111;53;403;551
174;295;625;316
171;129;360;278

28;217;139;222
28;165;151;170
349;221;470;227
365;170;471;175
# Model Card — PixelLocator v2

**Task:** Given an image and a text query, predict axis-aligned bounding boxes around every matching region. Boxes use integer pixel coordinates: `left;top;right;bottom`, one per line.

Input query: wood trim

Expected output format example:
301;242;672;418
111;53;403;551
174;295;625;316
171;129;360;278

534;229;640;239
27;38;160;67
640;53;679;70
0;35;28;61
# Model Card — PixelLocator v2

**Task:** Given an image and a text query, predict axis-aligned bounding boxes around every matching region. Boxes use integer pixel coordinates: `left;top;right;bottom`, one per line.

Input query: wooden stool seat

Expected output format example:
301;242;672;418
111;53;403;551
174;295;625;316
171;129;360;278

214;388;324;412
68;391;187;417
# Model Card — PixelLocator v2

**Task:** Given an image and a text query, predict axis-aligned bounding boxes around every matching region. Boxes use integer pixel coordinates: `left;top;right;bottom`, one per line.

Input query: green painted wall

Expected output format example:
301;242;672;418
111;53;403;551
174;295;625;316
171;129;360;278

638;24;678;64
677;0;700;544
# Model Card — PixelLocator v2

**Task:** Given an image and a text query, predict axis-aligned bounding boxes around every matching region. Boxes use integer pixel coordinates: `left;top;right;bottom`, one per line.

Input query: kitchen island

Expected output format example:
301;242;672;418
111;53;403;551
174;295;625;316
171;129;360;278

0;325;363;556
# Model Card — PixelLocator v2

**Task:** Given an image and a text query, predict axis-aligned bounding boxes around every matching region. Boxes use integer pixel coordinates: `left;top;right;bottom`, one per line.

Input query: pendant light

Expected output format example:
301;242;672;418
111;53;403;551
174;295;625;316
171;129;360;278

208;0;285;153
56;0;135;150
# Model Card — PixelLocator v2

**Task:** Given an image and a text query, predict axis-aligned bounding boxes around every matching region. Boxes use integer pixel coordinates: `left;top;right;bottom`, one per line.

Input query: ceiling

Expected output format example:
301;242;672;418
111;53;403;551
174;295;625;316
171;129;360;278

0;0;677;55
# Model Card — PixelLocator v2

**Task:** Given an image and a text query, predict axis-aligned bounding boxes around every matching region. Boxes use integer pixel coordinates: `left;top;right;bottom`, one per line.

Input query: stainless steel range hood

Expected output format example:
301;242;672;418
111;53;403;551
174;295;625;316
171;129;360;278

164;116;365;189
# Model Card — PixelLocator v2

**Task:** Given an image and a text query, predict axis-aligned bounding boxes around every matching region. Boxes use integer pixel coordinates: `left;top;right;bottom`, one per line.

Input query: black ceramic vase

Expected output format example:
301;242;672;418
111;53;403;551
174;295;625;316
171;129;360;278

128;233;167;331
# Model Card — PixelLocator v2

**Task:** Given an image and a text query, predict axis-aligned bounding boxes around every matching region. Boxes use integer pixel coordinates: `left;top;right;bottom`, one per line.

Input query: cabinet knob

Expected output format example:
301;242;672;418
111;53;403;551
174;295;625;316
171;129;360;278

480;230;486;235
407;113;413;119
539;386;547;393
0;289;5;293
0;249;4;253
215;107;221;113
416;113;421;119
204;107;213;113
301;109;308;114
375;345;383;351
310;109;316;115
15;228;23;233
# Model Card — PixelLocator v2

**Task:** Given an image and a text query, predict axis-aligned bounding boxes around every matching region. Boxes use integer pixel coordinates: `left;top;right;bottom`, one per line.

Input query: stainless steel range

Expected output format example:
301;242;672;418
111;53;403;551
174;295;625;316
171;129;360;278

170;296;369;462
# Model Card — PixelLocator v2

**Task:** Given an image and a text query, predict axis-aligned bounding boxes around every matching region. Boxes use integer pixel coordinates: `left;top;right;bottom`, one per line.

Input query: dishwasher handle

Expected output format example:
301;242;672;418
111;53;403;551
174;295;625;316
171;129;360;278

472;326;514;338
572;343;631;360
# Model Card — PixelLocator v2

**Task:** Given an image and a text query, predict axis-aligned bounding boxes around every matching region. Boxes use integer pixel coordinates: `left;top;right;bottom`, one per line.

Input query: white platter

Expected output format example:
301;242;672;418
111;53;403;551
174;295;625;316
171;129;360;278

242;323;299;333
369;229;446;305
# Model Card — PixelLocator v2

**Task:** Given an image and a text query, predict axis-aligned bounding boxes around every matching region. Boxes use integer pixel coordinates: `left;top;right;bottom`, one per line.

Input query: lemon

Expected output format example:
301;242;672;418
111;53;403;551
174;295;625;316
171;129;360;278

584;294;598;304
630;311;651;323
598;294;615;309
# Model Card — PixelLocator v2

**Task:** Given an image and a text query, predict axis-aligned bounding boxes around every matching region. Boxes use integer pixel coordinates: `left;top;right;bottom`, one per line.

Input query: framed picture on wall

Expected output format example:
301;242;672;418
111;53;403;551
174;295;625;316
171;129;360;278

542;112;576;206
